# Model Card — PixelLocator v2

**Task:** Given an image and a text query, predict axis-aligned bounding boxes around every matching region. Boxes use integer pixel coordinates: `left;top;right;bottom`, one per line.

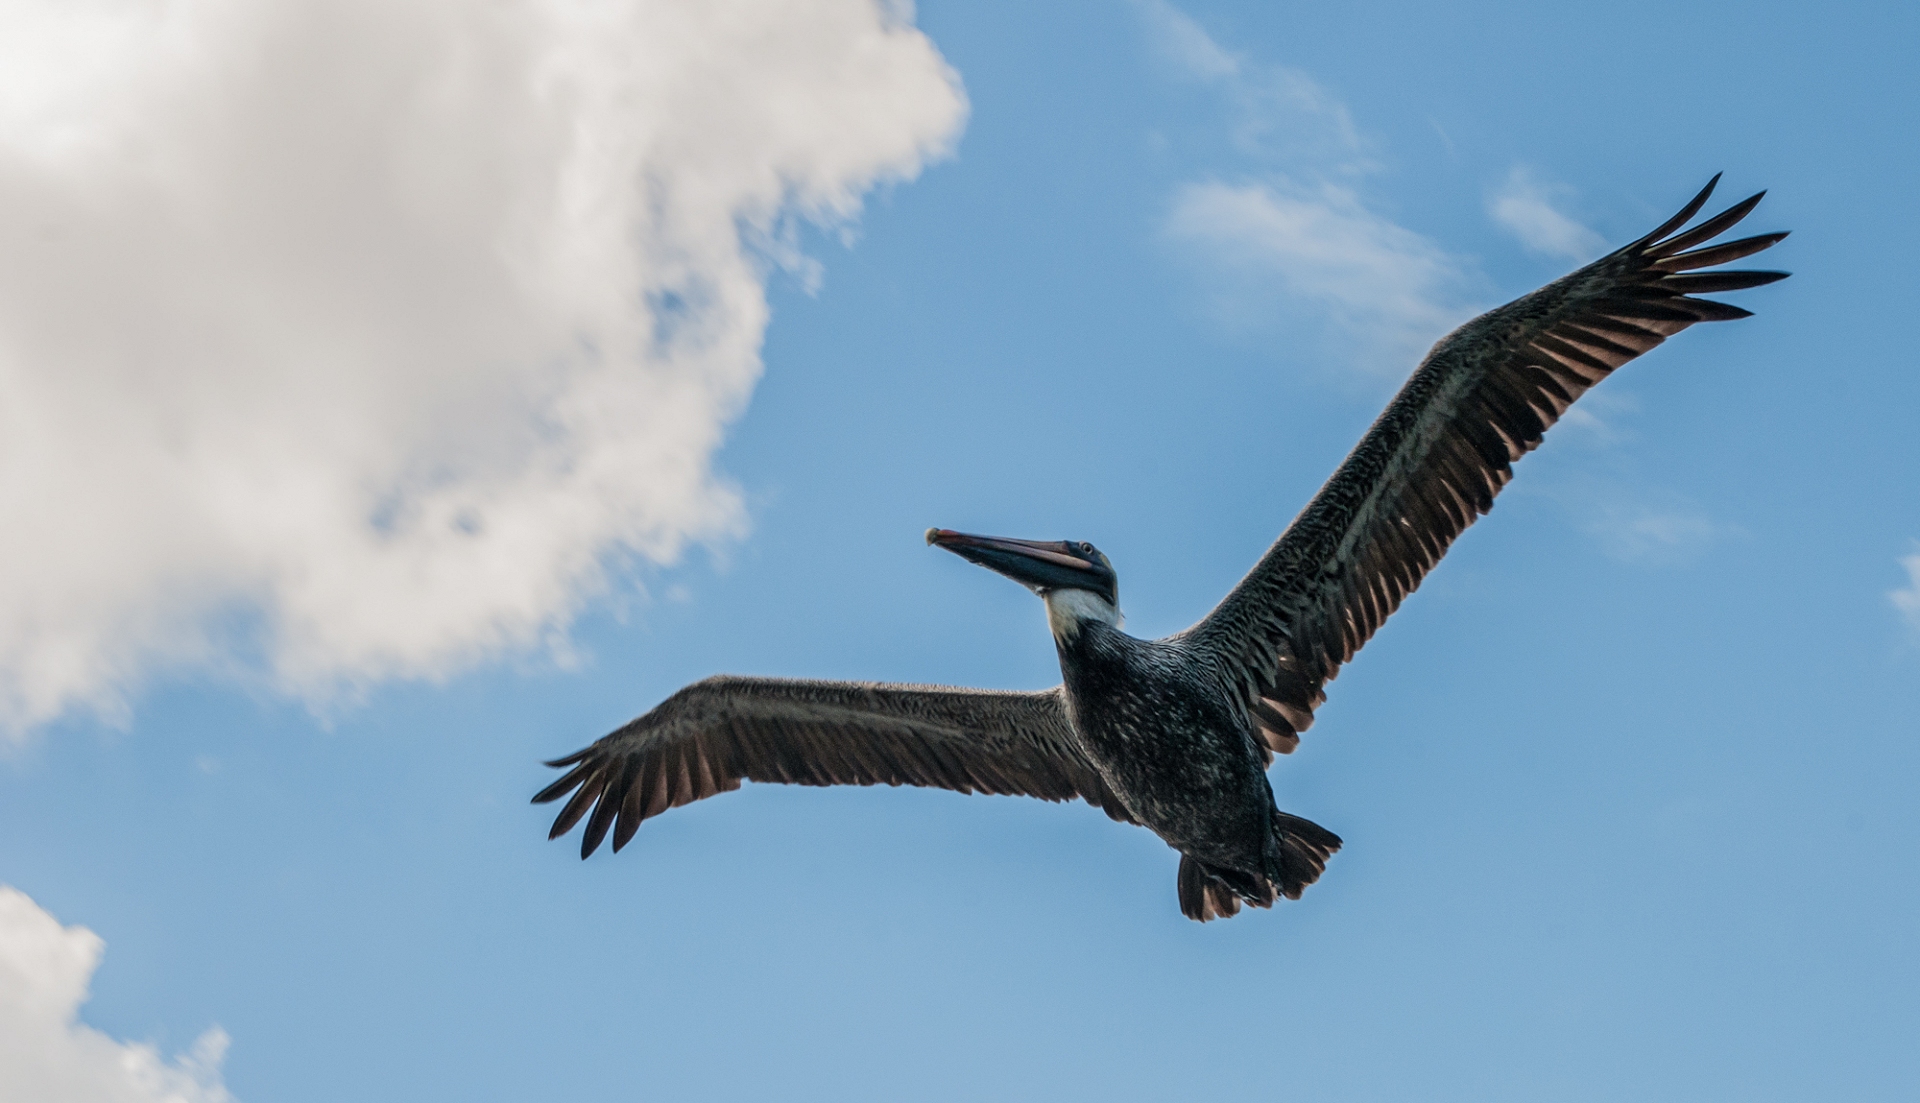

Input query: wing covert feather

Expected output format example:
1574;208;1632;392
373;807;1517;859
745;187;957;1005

534;676;1134;857
1185;176;1787;755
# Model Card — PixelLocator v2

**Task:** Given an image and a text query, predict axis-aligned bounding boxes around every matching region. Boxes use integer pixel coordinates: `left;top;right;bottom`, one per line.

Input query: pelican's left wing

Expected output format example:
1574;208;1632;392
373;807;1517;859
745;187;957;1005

1183;176;1787;757
534;676;1135;858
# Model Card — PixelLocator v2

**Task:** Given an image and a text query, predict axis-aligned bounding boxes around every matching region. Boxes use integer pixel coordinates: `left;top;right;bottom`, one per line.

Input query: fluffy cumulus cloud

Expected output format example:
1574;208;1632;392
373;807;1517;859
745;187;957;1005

0;0;966;733
0;885;234;1102
1141;0;1471;374
1489;166;1608;262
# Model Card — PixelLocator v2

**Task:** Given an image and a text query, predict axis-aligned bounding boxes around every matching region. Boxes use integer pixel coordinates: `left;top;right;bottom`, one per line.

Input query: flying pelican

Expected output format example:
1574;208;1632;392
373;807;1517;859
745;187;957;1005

535;176;1787;920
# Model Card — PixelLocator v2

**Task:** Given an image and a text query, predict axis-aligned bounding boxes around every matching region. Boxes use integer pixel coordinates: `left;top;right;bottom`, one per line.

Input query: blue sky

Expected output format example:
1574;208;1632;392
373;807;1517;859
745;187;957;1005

2;1;1917;1100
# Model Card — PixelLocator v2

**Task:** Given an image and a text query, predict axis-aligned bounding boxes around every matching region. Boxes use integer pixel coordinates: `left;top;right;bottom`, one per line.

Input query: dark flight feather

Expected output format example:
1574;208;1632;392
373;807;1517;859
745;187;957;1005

1183;177;1787;755
534;675;1136;857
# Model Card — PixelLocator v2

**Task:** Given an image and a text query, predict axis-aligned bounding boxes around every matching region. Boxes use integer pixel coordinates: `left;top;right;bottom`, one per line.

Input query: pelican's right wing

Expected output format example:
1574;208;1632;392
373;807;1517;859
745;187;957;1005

534;676;1134;857
1184;176;1788;756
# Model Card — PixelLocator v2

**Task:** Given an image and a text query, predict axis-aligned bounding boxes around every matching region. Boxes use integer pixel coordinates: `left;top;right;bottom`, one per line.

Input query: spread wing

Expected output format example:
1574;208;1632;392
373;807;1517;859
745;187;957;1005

533;675;1135;857
1183;175;1788;756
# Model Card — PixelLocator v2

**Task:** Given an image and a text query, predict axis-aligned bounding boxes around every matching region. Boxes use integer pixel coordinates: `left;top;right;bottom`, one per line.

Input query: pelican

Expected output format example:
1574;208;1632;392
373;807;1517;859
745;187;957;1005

535;176;1787;920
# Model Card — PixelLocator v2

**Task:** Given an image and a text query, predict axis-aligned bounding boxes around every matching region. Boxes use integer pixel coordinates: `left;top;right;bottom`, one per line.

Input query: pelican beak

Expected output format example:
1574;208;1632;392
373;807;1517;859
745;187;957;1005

926;529;1115;603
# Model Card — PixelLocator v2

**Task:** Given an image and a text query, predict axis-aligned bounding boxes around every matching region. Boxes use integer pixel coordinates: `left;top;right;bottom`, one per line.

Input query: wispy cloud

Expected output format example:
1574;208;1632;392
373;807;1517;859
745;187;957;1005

1140;1;1471;374
1553;387;1642;446
1140;5;1743;572
1587;507;1725;565
1135;0;1370;172
1546;481;1736;566
1141;5;1736;568
1166;180;1470;372
0;0;967;734
1489;166;1607;262
1135;0;1238;82
1893;547;1920;630
0;885;234;1102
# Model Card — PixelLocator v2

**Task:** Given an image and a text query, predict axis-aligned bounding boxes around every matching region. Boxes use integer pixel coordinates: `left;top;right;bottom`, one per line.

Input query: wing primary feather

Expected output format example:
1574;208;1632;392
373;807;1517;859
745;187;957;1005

669;747;696;807
642;755;671;818
1629;172;1720;247
1684;299;1755;321
1654;232;1790;270
1604;300;1705;324
1551;325;1639;362
1653;191;1766;254
532;762;592;805
580;798;614;859
1660;270;1790;293
1560;322;1656;359
611;773;647;853
580;757;636;858
550;771;607;840
1571;314;1663;342
1533;332;1614;373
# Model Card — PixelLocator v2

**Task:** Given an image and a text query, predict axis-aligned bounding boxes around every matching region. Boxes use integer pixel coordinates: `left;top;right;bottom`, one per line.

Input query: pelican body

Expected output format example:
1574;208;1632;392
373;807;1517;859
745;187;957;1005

1057;623;1338;916
535;177;1787;921
921;530;1338;916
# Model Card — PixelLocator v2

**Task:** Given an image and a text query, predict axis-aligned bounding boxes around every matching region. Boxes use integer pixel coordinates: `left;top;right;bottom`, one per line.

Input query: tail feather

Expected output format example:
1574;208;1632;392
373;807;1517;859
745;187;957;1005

1174;811;1343;922
1269;810;1342;901
1177;854;1244;922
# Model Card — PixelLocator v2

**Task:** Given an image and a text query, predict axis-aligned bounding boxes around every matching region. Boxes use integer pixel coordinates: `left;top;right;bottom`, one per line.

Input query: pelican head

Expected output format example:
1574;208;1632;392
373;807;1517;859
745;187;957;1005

926;528;1121;640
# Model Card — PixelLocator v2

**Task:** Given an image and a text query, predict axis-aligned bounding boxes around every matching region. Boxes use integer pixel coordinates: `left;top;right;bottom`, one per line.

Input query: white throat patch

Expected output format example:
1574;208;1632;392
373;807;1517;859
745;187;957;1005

1044;588;1122;642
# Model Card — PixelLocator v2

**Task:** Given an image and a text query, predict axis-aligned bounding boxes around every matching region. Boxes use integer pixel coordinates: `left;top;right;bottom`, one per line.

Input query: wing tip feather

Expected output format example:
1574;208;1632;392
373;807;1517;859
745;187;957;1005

1686;299;1755;321
531;762;590;805
1633;172;1722;247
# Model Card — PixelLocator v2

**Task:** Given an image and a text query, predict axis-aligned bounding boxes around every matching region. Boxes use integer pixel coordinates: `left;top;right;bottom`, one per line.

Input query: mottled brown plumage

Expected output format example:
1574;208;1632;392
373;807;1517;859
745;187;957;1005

535;176;1786;921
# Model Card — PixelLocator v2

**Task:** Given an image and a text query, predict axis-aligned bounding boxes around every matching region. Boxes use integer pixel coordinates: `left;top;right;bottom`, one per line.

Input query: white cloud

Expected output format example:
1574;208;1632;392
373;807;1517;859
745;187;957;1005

1165;180;1471;374
1135;0;1369;171
1553;387;1641;446
1586;507;1724;564
1134;0;1238;82
0;0;966;734
1142;2;1468;373
1141;5;1729;572
1547;482;1733;566
1489;166;1607;262
0;885;234;1103
1893;547;1920;629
